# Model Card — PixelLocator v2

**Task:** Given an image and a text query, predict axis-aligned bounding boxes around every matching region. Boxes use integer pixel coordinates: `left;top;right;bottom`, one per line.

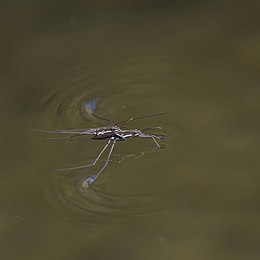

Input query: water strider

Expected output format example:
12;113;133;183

35;112;167;186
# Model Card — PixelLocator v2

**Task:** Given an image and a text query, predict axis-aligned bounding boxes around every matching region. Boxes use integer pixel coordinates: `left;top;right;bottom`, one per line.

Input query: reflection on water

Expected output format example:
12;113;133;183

1;1;260;260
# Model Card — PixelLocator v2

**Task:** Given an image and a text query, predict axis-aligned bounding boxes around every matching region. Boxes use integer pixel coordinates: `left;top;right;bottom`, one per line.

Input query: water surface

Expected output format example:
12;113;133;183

1;1;260;260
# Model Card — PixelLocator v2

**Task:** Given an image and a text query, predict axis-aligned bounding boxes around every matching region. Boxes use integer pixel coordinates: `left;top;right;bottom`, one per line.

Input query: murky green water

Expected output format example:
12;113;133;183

1;1;260;259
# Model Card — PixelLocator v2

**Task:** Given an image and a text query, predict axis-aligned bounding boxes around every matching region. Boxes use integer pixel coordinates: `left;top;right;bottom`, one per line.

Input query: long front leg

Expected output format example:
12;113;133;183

56;139;111;171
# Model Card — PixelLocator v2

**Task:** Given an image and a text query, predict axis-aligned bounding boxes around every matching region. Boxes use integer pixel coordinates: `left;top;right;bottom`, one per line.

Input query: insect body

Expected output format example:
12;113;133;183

35;113;166;185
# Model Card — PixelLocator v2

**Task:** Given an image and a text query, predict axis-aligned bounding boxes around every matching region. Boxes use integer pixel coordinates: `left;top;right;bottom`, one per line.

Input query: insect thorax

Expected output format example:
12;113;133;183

92;126;122;140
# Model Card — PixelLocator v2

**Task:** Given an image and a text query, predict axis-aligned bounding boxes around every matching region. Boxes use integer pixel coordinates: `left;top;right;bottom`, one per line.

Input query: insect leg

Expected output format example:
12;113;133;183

91;139;116;183
151;136;163;148
56;139;111;171
44;133;82;141
33;129;86;134
139;133;164;148
117;112;168;127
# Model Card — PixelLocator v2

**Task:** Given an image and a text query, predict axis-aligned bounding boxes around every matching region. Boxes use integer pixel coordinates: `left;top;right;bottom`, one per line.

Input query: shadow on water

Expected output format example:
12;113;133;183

1;1;260;260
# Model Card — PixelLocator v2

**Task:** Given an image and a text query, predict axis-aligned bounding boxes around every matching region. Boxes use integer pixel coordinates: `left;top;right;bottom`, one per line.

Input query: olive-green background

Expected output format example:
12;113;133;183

1;1;259;259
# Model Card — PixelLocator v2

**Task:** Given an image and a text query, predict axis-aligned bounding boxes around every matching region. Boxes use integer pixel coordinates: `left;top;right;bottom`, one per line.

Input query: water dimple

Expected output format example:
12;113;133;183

42;172;164;223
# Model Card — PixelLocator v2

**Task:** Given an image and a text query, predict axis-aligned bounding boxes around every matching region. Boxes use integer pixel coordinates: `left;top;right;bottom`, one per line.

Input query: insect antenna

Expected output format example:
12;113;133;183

117;112;168;127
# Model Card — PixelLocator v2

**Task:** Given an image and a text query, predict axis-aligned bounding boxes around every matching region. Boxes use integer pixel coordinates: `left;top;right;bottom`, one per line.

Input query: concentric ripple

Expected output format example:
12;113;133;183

42;172;165;223
26;52;174;222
